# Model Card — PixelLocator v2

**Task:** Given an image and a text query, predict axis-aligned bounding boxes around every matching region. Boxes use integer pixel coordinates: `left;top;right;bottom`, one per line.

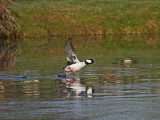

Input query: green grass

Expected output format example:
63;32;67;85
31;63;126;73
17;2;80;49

10;0;160;37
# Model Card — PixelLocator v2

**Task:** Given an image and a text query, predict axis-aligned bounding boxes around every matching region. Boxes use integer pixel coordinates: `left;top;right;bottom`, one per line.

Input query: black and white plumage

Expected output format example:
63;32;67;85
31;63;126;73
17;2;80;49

63;38;94;74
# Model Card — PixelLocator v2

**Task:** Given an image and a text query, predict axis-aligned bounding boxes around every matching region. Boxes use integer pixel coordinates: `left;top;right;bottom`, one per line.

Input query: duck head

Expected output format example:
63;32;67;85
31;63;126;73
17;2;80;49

85;59;94;65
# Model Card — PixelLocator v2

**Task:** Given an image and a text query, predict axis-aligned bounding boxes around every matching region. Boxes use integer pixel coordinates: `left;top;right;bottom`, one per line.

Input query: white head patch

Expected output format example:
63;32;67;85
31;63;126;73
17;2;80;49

86;59;92;63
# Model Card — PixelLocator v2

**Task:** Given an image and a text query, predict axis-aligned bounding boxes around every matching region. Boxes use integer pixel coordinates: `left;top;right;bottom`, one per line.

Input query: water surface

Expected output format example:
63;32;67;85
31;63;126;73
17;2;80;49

0;35;160;119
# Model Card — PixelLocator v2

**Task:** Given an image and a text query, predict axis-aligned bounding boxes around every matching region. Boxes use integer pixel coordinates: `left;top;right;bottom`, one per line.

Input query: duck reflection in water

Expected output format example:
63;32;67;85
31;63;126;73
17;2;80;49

57;72;94;98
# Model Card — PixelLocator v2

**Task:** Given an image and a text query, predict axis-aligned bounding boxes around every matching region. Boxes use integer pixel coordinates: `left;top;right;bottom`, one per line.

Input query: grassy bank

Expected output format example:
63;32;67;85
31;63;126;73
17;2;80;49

10;0;160;37
0;0;19;38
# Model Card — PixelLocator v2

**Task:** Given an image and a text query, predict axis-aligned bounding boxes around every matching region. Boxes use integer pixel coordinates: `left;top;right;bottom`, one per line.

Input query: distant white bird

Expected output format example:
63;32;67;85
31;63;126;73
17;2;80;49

63;38;94;75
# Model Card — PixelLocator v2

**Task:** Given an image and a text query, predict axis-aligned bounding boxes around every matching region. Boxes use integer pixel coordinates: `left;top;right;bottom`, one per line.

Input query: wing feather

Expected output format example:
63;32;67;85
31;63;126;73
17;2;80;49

64;38;80;64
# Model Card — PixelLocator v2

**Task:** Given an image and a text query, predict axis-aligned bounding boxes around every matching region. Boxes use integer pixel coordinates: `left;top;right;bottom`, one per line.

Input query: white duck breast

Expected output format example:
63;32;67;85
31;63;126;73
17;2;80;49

64;62;86;71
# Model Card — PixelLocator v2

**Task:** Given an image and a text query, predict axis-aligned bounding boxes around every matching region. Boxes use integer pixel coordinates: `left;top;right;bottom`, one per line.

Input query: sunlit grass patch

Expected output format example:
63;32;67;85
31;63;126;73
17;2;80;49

10;0;160;36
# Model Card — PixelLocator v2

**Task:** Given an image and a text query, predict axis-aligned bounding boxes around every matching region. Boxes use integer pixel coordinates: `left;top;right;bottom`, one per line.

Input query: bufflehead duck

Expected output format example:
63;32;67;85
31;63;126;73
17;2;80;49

63;38;94;75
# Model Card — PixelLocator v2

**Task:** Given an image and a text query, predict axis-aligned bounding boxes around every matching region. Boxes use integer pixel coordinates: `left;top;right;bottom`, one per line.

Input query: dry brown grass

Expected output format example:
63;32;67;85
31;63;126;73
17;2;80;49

0;0;18;37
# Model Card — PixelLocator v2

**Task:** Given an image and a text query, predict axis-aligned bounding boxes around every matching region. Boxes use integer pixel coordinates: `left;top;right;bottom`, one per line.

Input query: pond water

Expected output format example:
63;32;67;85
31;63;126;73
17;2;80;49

0;35;160;119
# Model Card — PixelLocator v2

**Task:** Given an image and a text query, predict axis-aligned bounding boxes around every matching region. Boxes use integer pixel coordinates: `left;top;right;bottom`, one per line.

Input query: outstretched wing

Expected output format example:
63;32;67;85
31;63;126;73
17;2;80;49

64;38;80;64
